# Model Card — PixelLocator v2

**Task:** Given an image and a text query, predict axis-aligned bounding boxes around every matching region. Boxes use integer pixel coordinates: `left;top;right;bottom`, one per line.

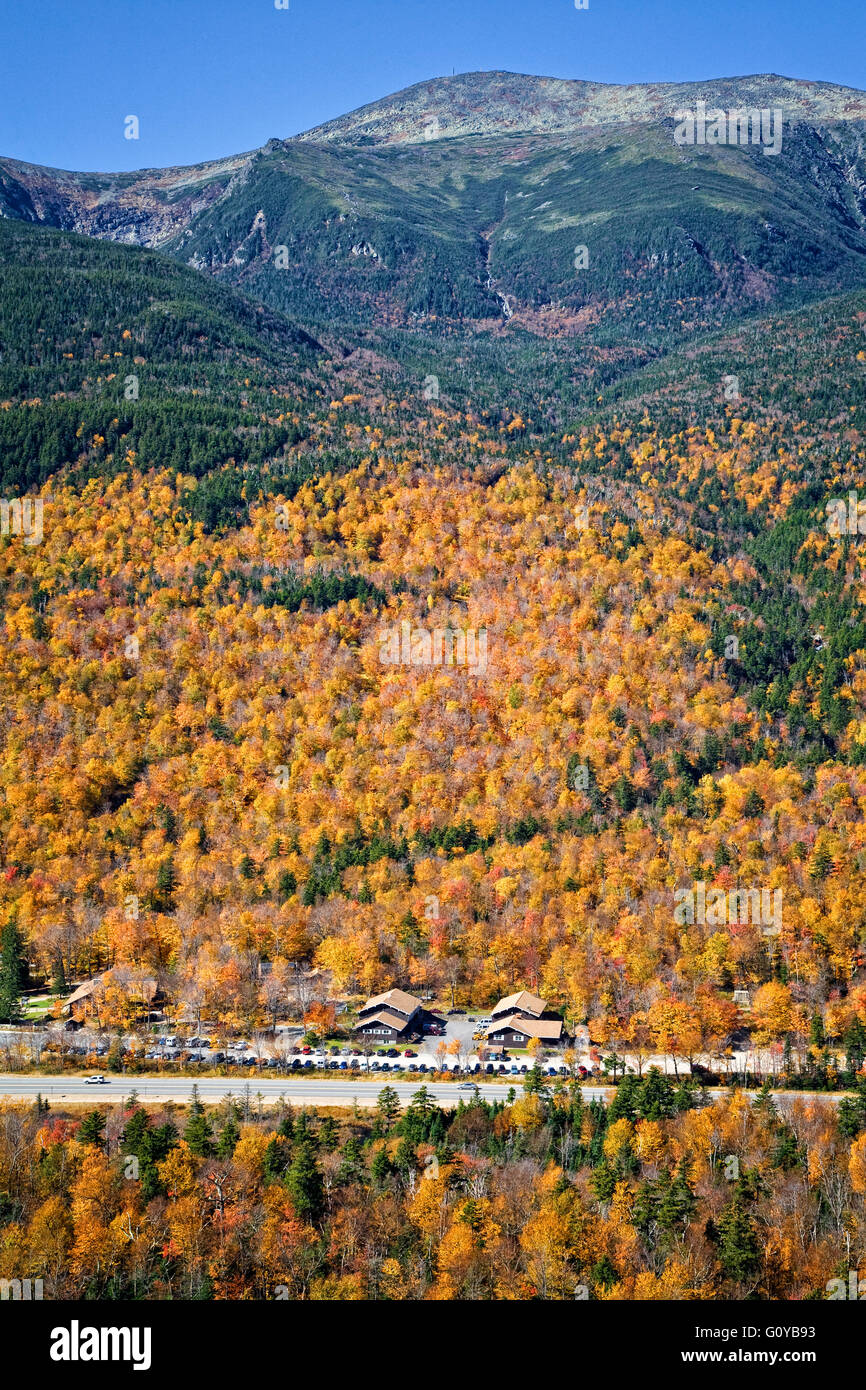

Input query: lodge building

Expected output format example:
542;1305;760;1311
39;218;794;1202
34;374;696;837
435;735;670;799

353;988;428;1043
485;990;565;1048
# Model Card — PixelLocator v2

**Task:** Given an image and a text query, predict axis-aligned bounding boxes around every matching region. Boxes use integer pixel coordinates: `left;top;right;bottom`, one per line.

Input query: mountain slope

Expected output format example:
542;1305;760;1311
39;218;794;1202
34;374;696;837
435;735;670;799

0;218;323;495
2;72;866;346
5;83;866;1112
296;69;866;144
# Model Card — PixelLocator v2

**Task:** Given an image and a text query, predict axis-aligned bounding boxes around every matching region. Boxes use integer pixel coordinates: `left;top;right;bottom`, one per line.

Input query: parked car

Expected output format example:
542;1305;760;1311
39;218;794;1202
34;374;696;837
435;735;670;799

403;1048;416;1057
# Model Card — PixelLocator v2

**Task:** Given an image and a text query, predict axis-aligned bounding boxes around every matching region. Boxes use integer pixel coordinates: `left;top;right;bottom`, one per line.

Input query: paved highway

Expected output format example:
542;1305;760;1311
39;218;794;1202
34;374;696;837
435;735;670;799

0;1073;608;1106
0;1074;848;1108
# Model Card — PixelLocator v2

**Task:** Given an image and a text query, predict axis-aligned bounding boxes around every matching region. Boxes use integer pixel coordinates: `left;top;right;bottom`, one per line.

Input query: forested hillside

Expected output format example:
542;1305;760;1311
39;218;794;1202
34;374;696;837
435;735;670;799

0;202;865;1072
1;1078;865;1300
3;62;866;1313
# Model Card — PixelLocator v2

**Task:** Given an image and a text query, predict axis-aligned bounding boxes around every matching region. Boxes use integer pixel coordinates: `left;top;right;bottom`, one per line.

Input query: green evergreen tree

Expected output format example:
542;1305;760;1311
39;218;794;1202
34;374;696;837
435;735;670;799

79;1109;107;1148
590;1160;617;1203
371;1146;391;1189
318;1116;339;1151
337;1135;365;1185
277;869;297;900
717;1197;761;1282
215;1116;240;1158
636;1068;676;1121
154;857;177;912
286;1139;324;1222
0;920;26;1023
51;956;67;996
394;1136;418;1175
262;1137;289;1182
844;1017;866;1073
657;1159;696;1232
184;1087;213;1157
607;1072;641;1123
376;1086;400;1131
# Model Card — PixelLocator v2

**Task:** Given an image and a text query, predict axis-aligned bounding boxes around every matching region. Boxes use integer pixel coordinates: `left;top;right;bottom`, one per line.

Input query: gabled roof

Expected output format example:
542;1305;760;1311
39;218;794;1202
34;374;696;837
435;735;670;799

485;1014;563;1041
64;980;99;1007
354;1008;413;1032
491;990;547;1019
359;988;422;1018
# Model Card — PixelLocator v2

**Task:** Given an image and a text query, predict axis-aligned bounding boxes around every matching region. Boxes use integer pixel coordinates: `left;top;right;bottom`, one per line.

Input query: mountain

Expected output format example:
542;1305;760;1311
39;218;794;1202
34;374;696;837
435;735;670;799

295;69;866;144
5;67;866;459
0;148;251;249
6;67;866;1212
3;70;866;363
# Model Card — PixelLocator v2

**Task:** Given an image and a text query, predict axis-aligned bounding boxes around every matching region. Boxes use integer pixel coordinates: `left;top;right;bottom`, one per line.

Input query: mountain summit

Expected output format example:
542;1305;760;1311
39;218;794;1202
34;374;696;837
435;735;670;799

2;68;866;349
293;69;866;144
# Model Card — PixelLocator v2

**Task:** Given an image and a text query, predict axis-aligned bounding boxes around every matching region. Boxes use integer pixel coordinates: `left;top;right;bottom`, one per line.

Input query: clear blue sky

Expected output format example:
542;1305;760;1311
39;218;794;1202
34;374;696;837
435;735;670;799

1;0;863;171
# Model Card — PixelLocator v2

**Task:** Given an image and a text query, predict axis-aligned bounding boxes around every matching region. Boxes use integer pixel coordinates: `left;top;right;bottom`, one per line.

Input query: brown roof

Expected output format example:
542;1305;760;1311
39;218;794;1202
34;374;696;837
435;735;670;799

486;1014;563;1041
491;990;547;1019
354;1009;414;1033
359;988;422;1018
63;980;99;1007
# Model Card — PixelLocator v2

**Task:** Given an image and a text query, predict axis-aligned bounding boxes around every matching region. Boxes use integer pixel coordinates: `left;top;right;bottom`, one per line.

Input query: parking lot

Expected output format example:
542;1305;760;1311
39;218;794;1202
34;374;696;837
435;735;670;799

0;1021;597;1082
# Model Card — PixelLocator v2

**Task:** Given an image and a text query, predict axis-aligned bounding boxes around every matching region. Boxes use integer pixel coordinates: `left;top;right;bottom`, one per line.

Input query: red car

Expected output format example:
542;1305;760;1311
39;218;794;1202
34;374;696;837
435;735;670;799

301;1046;312;1054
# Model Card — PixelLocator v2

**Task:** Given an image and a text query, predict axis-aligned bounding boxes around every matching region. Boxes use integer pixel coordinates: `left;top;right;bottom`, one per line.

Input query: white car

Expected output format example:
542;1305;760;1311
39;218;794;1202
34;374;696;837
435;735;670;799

85;1074;108;1085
